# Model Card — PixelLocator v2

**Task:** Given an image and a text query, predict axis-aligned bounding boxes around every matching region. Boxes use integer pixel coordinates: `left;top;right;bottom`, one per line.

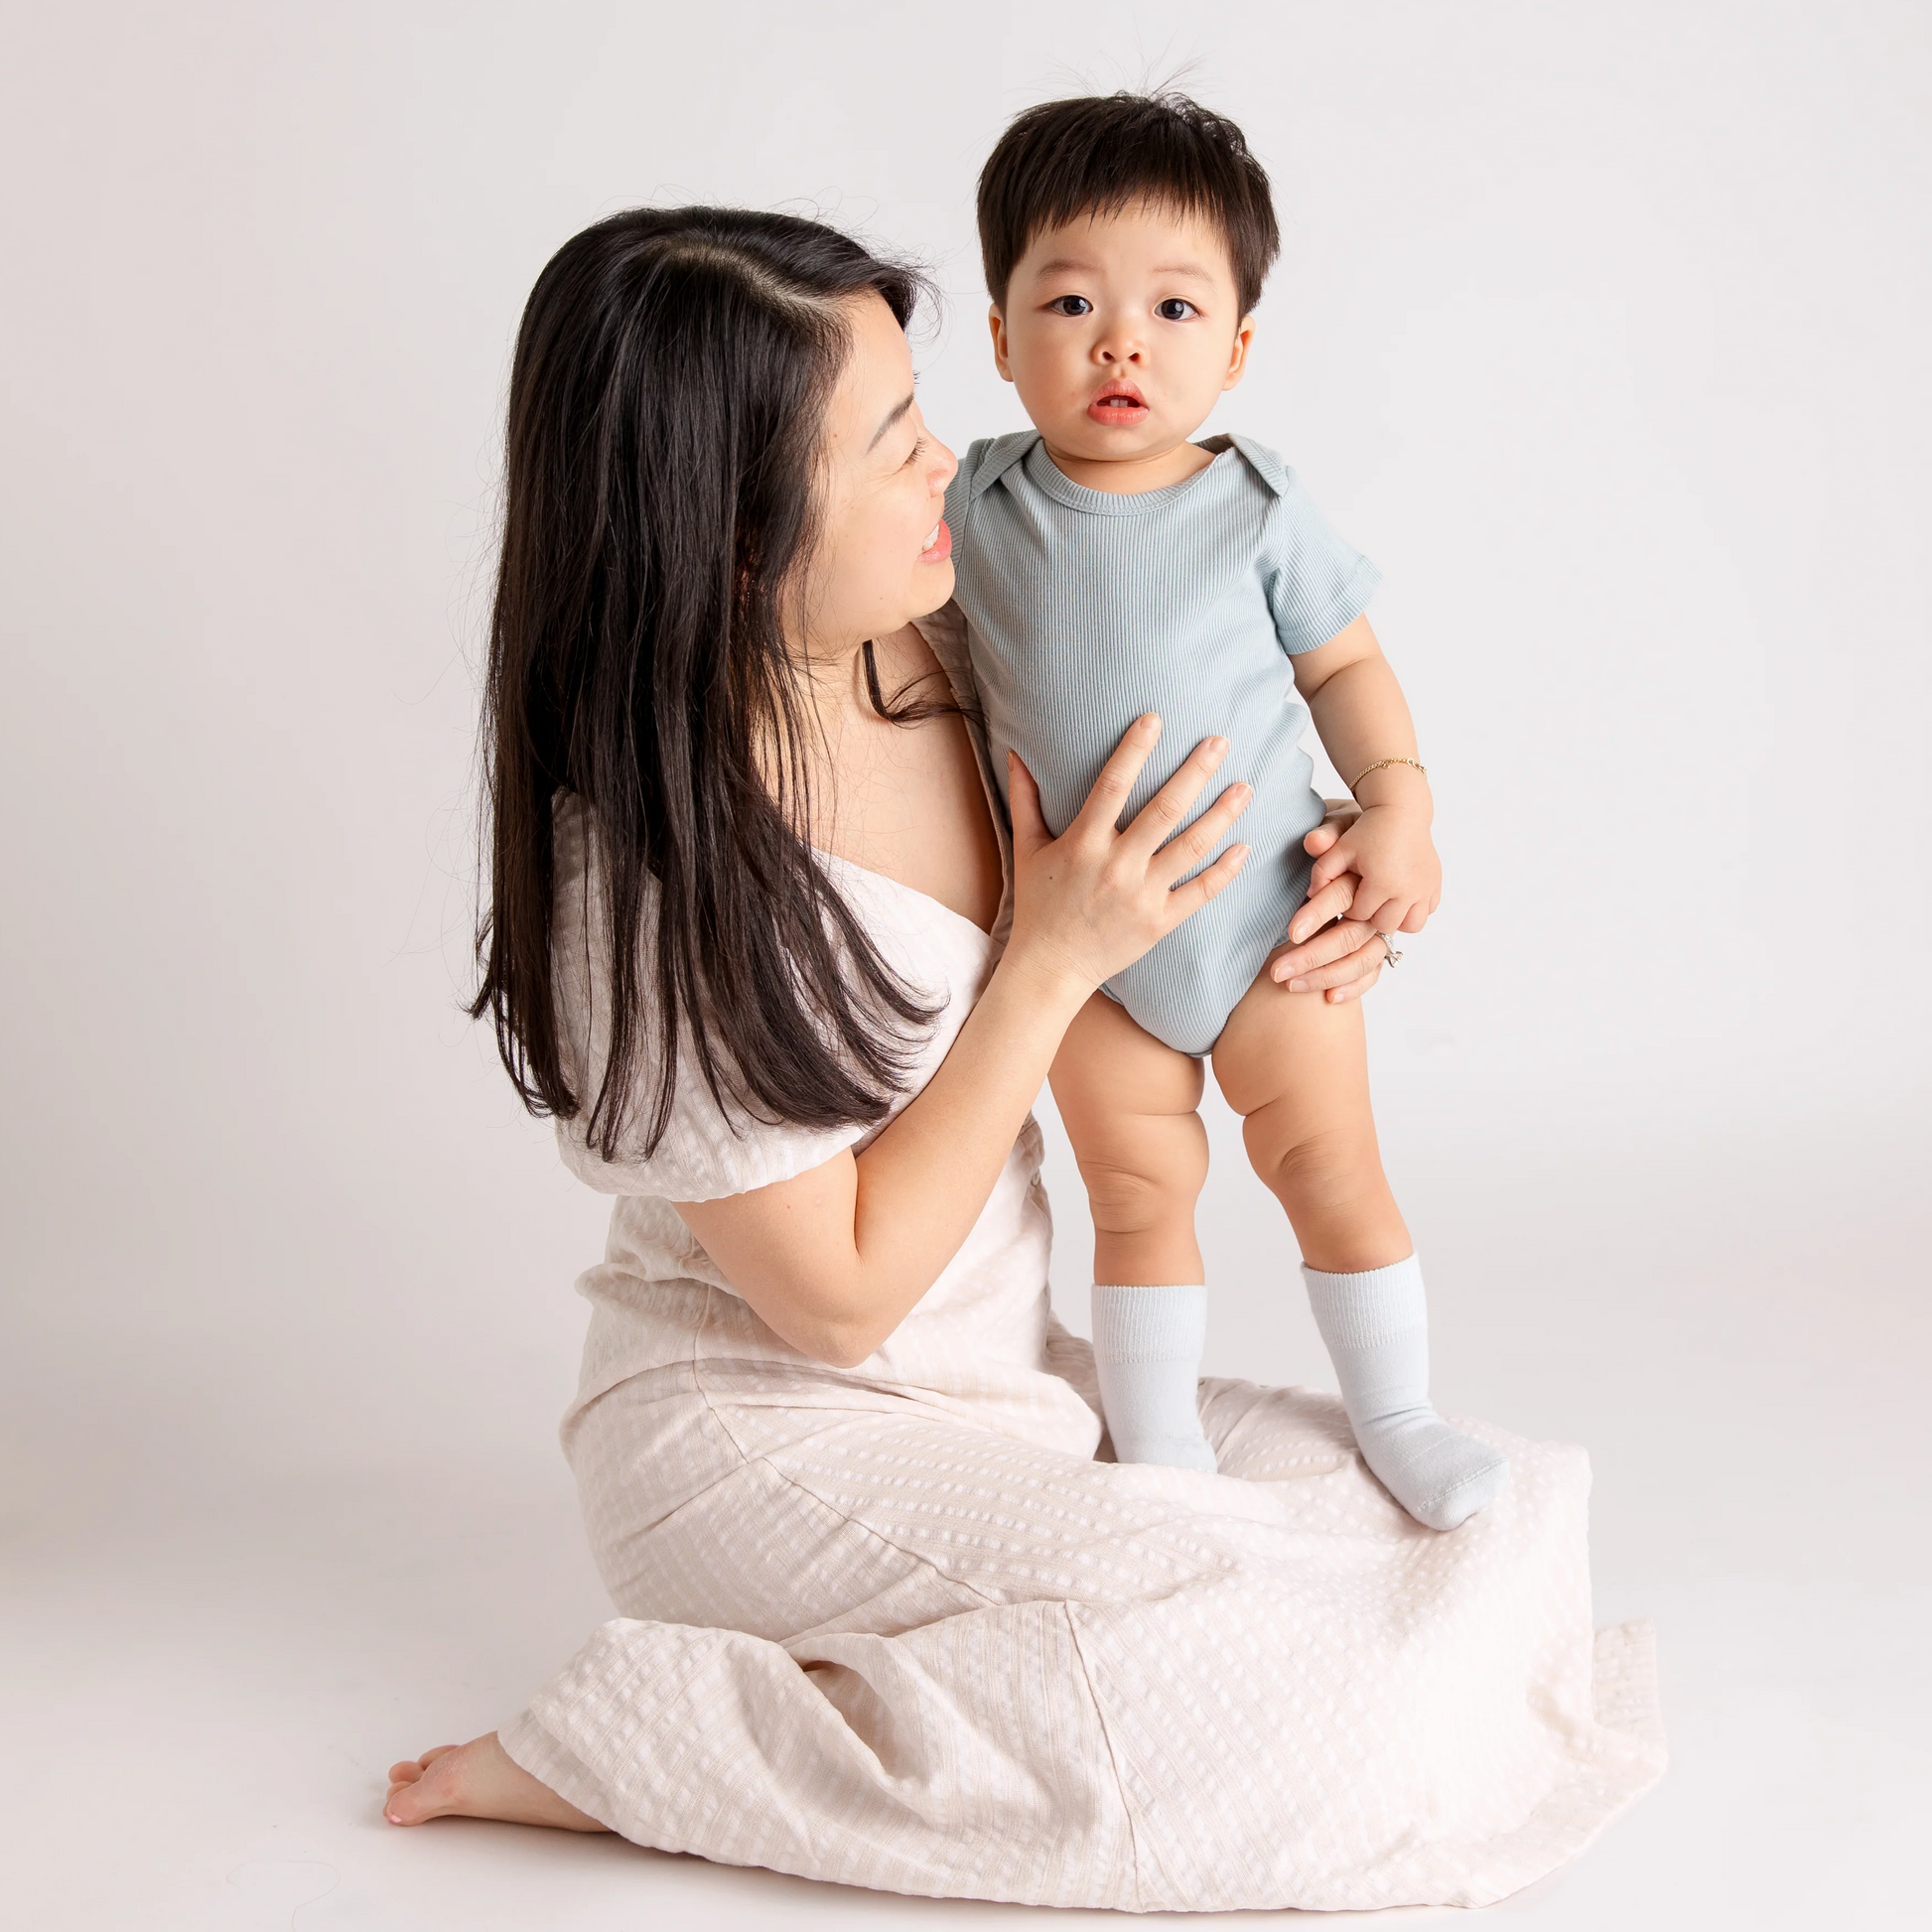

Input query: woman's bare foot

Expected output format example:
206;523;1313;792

384;1732;608;1832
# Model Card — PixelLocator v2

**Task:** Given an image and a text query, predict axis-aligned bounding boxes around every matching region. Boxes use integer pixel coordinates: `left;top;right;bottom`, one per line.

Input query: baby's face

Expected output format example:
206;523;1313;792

992;202;1254;468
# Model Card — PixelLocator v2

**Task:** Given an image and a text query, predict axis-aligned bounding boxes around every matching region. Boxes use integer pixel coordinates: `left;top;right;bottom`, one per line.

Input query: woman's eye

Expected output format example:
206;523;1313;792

902;435;926;469
1156;299;1198;322
1047;295;1093;317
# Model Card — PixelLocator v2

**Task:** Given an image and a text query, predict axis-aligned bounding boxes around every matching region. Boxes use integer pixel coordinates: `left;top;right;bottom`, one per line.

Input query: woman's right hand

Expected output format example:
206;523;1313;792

1003;716;1252;1003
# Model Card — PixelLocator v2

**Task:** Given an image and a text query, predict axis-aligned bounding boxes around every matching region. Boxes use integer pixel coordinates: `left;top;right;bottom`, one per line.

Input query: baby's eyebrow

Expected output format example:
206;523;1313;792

1031;255;1217;284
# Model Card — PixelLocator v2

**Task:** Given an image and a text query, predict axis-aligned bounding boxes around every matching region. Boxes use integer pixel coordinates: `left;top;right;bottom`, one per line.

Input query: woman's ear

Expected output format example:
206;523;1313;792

988;305;1014;382
1223;314;1257;391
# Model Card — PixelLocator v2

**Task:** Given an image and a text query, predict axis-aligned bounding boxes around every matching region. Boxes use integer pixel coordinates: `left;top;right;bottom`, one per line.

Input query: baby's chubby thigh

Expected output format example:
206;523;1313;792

1048;993;1210;1287
1210;953;1376;1138
1209;957;1407;1273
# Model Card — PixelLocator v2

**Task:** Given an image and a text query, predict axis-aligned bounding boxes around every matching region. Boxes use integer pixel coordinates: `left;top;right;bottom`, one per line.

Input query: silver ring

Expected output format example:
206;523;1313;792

1374;930;1402;967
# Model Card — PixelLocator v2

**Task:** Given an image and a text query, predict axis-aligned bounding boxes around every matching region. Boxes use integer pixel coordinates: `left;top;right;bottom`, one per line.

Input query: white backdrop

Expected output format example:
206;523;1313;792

3;5;1928;1928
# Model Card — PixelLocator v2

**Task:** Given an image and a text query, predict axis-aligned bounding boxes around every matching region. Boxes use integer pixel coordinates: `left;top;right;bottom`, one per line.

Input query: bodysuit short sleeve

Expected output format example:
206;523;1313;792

1237;439;1382;655
547;792;865;1203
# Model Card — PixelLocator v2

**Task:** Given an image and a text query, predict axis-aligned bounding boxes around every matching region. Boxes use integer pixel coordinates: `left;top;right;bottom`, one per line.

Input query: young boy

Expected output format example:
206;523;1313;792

944;91;1508;1528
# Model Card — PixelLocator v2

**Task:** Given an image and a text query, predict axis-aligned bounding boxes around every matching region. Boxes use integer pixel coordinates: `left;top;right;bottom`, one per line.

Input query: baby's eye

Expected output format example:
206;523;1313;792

1046;295;1093;318
1155;299;1198;322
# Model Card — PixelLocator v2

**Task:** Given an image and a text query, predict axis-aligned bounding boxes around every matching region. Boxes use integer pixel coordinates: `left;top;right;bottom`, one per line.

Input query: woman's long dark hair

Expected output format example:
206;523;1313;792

471;207;945;1159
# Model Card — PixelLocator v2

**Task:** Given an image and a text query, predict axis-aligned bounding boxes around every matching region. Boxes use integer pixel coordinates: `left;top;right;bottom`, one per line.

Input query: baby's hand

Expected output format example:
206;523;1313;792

1307;803;1441;935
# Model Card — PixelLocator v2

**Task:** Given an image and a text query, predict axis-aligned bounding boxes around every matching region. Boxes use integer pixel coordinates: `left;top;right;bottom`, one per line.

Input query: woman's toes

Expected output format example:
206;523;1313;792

382;1732;607;1833
384;1747;469;1825
385;1771;451;1825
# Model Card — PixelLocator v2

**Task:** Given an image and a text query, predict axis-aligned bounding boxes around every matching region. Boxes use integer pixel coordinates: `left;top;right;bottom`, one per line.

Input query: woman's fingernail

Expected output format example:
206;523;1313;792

1287;977;1310;992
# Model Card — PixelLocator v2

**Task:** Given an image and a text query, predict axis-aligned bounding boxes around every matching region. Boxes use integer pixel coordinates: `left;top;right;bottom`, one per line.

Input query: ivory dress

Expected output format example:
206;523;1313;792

495;630;1666;1912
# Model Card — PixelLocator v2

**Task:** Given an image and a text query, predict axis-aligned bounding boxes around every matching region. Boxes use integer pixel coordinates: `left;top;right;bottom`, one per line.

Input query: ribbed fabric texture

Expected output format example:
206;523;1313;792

1303;1256;1511;1531
947;431;1381;1055
1090;1283;1216;1471
1091;1281;1210;1362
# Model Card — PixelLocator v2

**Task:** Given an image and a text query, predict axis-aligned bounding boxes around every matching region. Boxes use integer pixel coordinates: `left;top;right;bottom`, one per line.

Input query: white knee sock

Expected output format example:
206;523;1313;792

1091;1284;1217;1472
1302;1256;1508;1530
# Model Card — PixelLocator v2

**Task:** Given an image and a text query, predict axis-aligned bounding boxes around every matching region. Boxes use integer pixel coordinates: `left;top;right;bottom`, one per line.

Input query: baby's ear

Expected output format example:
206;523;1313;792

1223;313;1258;390
988;305;1014;381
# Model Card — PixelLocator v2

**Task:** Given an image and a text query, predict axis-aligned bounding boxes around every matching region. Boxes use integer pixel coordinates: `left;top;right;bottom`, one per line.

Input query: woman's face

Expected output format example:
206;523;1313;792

802;292;958;660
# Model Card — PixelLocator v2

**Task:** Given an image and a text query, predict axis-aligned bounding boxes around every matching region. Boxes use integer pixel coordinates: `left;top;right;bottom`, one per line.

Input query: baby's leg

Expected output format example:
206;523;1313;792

1211;973;1508;1529
1050;995;1215;1470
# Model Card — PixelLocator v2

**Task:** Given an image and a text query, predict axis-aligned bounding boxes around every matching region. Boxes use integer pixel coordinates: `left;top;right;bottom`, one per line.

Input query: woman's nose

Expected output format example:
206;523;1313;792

928;435;960;491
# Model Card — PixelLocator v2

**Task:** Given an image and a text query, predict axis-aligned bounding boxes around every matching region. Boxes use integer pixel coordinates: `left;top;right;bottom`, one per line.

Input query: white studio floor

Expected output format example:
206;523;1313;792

8;1091;1927;1931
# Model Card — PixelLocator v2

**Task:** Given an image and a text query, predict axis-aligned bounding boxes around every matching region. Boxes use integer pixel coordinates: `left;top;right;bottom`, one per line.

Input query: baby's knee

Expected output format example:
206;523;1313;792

1075;1118;1209;1234
1248;1122;1382;1215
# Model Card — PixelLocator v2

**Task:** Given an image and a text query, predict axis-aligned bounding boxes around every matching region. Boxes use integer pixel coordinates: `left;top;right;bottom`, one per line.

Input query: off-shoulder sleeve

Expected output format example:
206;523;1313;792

548;795;865;1203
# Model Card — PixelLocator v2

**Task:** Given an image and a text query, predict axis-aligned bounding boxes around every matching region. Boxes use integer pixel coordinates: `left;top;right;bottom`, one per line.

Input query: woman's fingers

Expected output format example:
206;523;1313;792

1067;715;1165;841
1161;842;1249;925
1270;918;1376;983
1286;875;1356;944
1147;779;1253;889
1278;931;1389;995
1323;962;1382;1004
1117;732;1232;858
1007;753;1049;859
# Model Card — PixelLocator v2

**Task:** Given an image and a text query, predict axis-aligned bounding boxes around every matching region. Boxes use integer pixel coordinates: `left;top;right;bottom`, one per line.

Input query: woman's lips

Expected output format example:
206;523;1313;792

920;517;952;563
1087;381;1150;428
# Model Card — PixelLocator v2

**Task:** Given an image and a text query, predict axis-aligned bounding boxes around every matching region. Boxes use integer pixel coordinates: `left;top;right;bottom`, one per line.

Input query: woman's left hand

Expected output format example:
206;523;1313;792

1268;801;1401;1005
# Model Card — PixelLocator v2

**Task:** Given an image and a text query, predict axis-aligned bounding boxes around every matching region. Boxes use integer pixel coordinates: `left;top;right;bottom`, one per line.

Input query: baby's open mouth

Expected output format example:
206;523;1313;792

1087;381;1150;426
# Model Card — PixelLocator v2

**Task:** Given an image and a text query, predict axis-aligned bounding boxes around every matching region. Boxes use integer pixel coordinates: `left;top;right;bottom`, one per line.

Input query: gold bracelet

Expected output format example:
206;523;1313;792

1348;756;1429;794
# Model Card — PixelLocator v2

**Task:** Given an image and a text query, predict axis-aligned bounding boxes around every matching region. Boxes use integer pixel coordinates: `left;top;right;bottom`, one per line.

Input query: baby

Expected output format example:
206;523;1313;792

943;91;1508;1529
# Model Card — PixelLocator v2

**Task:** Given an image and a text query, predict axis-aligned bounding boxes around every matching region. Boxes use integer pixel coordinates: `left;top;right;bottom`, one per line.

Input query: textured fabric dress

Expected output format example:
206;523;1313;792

495;626;1666;1911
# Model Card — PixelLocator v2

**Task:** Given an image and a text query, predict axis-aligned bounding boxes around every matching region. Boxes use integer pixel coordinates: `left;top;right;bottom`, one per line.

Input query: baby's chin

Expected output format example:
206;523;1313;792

1040;411;1202;466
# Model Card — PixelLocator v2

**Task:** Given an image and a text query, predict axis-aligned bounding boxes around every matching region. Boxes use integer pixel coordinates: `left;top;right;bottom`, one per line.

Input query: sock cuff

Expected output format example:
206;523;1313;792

1302;1254;1426;1350
1091;1284;1208;1364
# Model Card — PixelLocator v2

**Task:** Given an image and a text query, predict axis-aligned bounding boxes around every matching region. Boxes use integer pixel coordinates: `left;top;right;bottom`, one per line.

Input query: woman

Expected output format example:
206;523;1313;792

384;207;1663;1911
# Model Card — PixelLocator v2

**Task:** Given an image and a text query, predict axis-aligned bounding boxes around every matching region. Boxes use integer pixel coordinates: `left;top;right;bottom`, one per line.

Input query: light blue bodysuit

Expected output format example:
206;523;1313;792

945;431;1380;1056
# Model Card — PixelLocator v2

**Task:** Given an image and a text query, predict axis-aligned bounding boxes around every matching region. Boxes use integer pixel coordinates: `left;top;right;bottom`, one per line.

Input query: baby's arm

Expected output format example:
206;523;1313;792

1289;615;1441;936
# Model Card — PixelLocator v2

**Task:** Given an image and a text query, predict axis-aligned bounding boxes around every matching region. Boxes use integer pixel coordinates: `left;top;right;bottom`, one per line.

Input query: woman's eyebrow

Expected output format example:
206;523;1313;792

868;392;916;451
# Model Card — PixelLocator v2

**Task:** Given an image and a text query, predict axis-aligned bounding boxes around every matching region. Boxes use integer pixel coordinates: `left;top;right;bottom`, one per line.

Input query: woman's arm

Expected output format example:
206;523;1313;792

675;720;1250;1367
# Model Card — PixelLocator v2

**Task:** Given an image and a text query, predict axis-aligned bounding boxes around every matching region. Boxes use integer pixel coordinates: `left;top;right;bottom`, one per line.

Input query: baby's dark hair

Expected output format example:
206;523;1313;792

976;91;1281;316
